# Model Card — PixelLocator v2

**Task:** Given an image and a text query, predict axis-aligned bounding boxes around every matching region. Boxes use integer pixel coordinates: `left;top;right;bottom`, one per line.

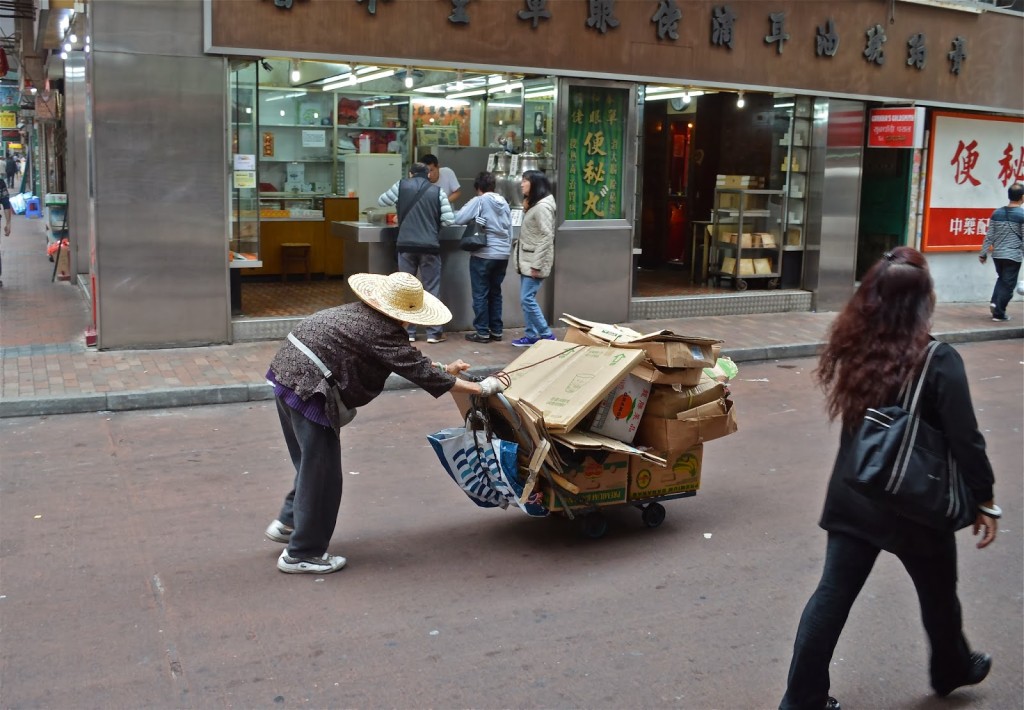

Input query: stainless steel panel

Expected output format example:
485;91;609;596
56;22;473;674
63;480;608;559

92;51;229;348
65;54;88;277
331;221;532;330
553;225;632;324
809;99;864;312
92;0;206;57
630;290;812;319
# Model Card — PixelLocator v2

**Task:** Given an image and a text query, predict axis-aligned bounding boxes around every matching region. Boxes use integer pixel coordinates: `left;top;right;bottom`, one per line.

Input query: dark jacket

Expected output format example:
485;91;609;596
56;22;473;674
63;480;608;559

820;341;996;556
269;302;455;429
396;176;443;254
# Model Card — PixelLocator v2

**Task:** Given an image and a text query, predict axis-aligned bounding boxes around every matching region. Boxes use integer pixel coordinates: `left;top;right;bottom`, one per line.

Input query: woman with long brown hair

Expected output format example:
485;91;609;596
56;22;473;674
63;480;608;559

780;247;1000;710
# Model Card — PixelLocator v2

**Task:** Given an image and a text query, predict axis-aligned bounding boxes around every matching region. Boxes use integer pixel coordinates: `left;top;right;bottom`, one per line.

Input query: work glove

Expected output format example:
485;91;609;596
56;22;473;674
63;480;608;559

478;376;507;397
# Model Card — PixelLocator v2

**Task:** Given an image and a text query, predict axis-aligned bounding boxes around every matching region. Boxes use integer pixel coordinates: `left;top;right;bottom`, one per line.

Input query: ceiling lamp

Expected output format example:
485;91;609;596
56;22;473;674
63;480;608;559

454;70;464;91
404;67;414;89
290;60;301;83
736;91;746;108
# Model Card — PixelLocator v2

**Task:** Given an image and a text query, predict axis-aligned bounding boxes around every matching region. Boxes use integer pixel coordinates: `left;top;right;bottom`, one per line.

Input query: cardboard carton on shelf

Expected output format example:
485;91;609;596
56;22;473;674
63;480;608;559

588;374;651;444
635;398;738;452
721;257;757;276
629;445;703;501
753;258;774;275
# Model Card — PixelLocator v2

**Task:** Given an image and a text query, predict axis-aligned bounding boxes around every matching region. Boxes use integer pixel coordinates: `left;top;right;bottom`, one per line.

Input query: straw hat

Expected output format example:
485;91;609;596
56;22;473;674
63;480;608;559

348;272;452;326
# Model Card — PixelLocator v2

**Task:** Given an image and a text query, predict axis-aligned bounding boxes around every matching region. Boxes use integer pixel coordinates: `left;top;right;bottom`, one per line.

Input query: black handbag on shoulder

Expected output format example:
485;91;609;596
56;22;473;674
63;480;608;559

845;340;975;531
460;218;488;252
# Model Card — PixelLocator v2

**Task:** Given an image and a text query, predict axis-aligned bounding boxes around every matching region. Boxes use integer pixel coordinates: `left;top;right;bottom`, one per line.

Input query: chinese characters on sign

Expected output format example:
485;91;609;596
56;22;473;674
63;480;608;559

948;36;967;75
907;33;926;70
764;12;789;54
864;24;886;65
565;86;627;220
449;0;470;24
711;5;736;49
652;0;682;41
586;0;619;34
923;113;1024;251
518;0;551;28
816;18;839;57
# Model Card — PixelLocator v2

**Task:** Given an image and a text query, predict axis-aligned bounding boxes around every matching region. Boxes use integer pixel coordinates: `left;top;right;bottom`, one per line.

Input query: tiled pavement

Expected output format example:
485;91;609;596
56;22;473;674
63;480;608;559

1;212;1020;418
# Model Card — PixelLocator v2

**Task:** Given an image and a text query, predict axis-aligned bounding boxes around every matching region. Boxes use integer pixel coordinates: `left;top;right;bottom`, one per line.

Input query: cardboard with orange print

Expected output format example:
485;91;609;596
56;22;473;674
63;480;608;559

587;373;651;444
629;445;703;501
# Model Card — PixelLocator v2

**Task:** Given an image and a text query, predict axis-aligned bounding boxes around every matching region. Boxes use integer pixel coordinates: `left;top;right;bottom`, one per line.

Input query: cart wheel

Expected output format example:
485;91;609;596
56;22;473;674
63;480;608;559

581;512;608;539
735;279;748;291
768;278;780;289
641;502;666;528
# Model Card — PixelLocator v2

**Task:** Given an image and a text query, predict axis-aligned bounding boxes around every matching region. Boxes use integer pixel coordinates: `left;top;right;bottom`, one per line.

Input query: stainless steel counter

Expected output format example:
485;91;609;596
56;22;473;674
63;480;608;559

331;220;549;332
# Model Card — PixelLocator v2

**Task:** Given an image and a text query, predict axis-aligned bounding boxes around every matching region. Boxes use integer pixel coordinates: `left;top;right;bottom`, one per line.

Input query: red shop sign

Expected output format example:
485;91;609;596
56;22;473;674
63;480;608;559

868;107;926;149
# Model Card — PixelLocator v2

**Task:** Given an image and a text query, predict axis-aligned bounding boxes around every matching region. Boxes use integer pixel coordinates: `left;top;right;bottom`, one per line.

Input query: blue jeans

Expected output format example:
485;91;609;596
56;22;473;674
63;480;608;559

519;275;551;339
780;532;971;709
990;257;1021;319
469;257;508;336
398;251;443;339
275;397;343;558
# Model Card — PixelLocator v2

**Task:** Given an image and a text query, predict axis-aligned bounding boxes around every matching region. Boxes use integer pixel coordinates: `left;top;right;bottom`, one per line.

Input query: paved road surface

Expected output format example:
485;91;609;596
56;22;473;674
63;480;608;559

1;342;1021;708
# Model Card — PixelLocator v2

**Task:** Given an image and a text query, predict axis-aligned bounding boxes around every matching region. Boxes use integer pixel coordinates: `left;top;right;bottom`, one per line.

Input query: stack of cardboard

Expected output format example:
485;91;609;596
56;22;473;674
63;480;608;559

448;315;739;517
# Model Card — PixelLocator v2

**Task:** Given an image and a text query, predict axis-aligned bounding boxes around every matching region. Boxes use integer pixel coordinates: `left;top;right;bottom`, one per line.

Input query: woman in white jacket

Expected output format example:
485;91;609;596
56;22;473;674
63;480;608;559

512;170;556;347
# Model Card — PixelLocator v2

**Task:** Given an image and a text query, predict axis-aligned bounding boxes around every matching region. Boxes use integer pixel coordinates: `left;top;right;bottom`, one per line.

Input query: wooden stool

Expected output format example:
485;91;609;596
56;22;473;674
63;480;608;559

280;243;311;282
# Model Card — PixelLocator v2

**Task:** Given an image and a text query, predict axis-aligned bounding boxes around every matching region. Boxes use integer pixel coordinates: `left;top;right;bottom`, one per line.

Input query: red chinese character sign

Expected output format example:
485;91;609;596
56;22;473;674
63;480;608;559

923;112;1024;251
565;86;626;220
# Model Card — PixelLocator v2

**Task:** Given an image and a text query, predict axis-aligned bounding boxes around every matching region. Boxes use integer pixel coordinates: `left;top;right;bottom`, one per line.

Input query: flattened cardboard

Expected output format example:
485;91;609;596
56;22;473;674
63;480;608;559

644;375;727;418
560;319;719;369
552;430;666;465
635;398;738;452
563;327;705;386
503;339;644;432
629;445;703;500
588;374;651;444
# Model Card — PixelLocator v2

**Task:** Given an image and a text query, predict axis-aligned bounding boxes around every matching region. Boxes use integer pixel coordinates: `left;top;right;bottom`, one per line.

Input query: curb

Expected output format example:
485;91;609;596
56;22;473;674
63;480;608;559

1;329;1019;419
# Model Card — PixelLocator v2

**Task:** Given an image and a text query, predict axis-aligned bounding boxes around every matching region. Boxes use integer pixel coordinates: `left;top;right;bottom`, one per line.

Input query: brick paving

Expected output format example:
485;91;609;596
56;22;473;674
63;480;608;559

1;211;1020;417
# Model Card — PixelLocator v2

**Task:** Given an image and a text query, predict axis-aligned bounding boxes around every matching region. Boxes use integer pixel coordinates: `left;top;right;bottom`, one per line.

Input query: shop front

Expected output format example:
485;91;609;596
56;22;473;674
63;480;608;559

45;1;1022;348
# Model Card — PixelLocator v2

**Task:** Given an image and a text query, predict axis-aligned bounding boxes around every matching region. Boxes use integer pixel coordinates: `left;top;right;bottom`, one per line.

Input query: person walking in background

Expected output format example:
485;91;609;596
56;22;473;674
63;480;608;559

452;171;512;344
378;162;454;344
264;272;507;574
0;175;12;288
421;153;461;205
5;155;16;190
511;170;556;347
979;182;1023;322
779;247;999;710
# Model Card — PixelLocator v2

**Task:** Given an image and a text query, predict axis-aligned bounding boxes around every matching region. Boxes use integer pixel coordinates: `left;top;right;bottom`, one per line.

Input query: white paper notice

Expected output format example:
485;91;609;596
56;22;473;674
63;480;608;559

233;154;256;170
301;130;326;148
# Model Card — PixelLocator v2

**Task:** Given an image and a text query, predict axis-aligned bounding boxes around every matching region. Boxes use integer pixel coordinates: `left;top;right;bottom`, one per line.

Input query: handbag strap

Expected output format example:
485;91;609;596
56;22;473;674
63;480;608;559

288;332;335;383
901;340;941;413
398;181;434;223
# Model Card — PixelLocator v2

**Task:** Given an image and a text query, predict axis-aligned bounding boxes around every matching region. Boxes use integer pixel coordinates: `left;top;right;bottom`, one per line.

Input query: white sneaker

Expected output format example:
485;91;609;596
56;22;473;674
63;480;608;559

264;519;293;543
277;550;347;574
408;335;416;342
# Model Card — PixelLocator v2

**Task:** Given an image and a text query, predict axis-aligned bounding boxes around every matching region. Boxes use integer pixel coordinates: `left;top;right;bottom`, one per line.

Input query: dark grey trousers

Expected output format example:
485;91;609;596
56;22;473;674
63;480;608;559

275;397;343;558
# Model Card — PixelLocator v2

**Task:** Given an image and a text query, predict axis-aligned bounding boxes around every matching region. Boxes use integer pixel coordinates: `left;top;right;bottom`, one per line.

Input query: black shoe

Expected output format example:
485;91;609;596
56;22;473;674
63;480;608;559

465;332;491;343
825;697;840;710
935;652;992;697
489;333;503;341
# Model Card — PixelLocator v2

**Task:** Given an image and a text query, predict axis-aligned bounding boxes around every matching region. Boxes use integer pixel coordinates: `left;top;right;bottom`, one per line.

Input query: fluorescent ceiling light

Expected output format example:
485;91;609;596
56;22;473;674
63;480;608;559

446;87;488;100
524;90;555;99
489;81;523;95
265;91;308;102
322;68;396;91
488;102;521;108
645;90;704;101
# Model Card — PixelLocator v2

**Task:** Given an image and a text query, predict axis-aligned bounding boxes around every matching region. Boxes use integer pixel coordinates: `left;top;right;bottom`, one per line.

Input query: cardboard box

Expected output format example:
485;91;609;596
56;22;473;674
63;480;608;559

563;328;704;386
541;452;630;511
635;398;738;452
560;317;719;370
722;232;756;248
723;258;757;276
643;375;727;418
629;445;703;500
588;374;651;444
503;340;645;433
716;174;764;188
753;257;773;274
756;231;777;248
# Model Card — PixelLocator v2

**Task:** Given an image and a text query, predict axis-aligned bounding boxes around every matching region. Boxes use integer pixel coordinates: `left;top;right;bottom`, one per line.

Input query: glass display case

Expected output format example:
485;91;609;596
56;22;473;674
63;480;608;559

230;62;260;267
258;88;335;197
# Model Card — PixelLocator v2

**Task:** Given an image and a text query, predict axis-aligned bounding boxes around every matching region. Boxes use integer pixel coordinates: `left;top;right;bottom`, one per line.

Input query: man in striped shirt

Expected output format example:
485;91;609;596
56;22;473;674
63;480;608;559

979;182;1023;322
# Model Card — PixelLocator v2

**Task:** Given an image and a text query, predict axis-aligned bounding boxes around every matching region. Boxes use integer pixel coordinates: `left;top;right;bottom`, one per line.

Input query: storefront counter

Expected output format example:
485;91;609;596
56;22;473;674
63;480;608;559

331;221;539;331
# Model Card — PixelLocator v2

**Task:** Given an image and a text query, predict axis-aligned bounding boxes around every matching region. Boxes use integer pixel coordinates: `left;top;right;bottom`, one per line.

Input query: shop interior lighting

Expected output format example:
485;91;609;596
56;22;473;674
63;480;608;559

84;45;90;53
524;88;555;99
321;68;395;91
445;87;488;100
736;91;746;108
60;51;68;60
454;70;464;91
68;32;78;43
63;42;72;52
645;90;704;101
404;67;414;88
489;81;523;96
290;60;301;83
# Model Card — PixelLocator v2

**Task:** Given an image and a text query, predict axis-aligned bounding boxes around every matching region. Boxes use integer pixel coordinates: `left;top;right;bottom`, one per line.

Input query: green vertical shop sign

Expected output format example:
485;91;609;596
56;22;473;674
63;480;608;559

565;86;627;220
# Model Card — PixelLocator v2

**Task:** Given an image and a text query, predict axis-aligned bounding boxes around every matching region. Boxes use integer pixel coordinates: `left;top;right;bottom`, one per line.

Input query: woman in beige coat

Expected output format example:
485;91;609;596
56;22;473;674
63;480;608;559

511;170;557;347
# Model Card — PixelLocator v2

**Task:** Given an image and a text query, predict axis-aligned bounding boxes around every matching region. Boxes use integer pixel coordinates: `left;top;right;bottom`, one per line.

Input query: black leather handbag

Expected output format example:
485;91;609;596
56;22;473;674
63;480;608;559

459;219;487;252
845;340;975;531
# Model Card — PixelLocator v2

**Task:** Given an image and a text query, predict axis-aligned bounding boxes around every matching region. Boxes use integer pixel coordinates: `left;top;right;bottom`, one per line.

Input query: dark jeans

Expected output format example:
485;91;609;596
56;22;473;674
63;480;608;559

780;532;971;710
990;257;1021;319
469;256;508;336
398;251;443;339
275;397;343;558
